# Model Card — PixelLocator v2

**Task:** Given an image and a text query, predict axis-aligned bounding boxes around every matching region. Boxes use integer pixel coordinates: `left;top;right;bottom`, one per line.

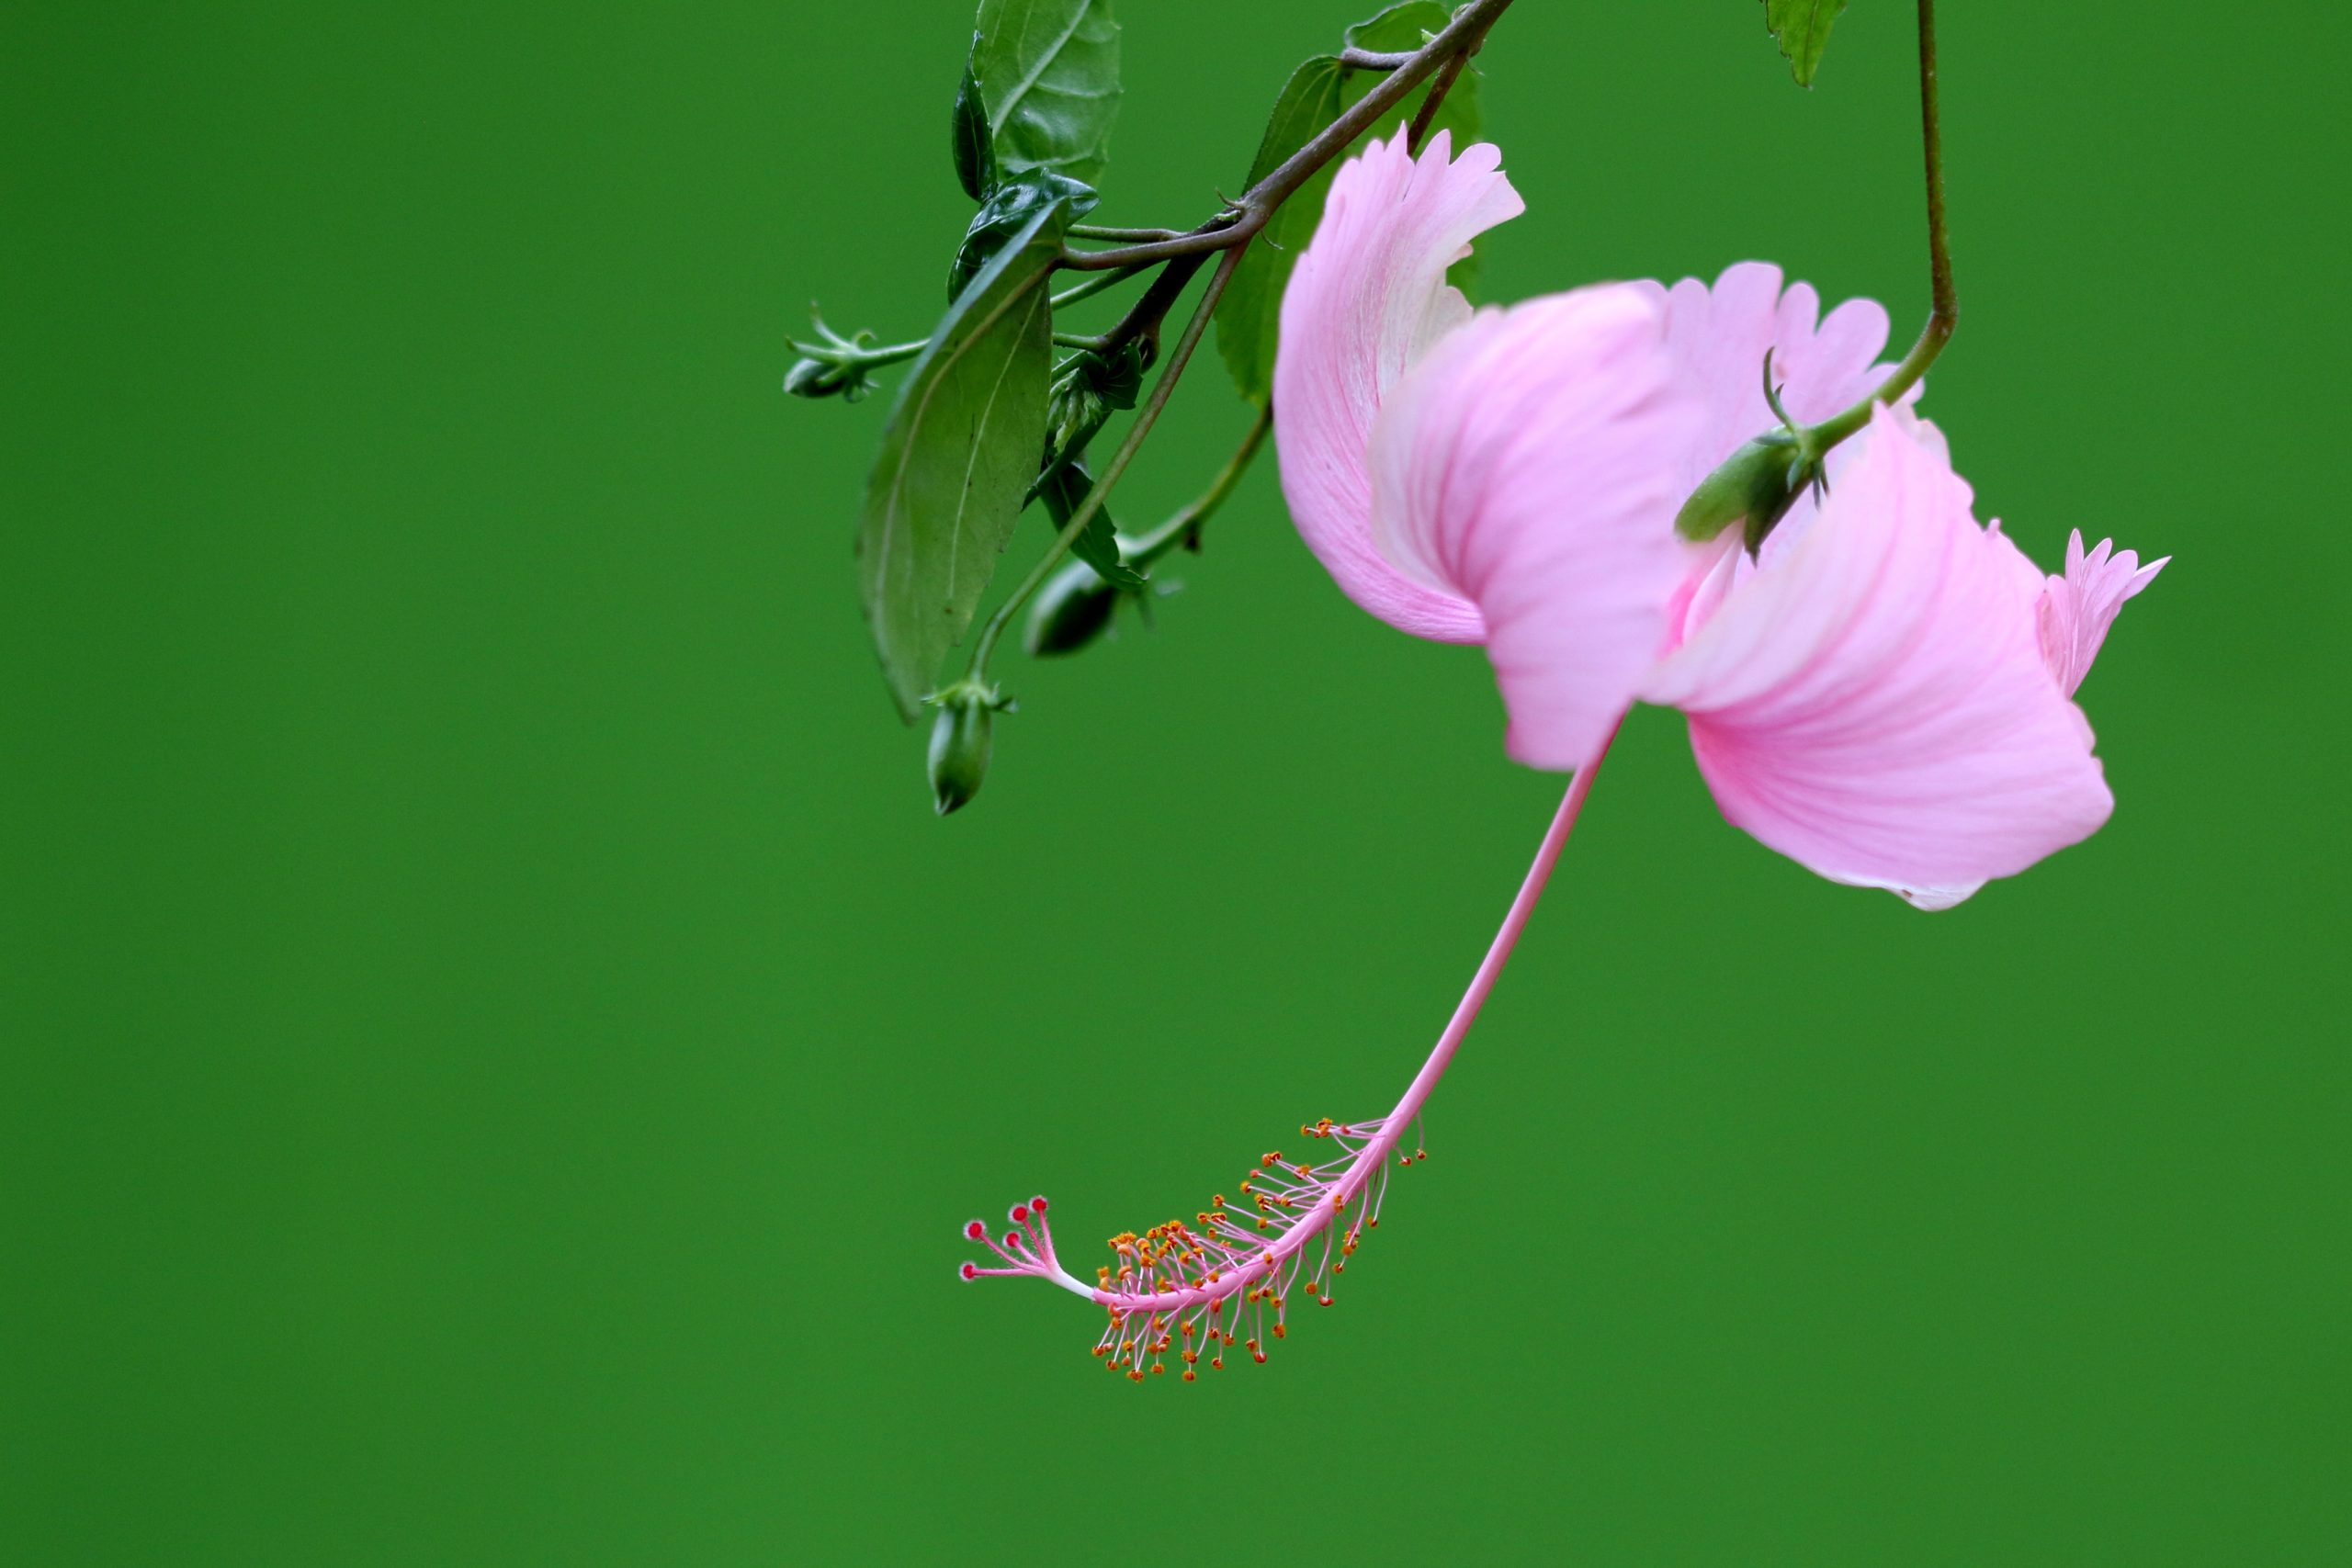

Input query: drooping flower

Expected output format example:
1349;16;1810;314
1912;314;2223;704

1278;130;2165;905
957;132;2167;1375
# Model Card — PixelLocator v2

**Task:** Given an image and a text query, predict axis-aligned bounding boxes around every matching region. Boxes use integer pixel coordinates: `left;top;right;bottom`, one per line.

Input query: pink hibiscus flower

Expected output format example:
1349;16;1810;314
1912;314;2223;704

956;131;2170;1377
1276;129;2165;906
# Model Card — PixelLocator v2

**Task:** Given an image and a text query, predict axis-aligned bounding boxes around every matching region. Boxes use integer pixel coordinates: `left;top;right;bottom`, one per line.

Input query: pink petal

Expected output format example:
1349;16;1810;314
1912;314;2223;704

1366;285;1707;771
1273;129;1524;643
1636;262;1896;501
1640;405;2114;907
2037;528;2169;696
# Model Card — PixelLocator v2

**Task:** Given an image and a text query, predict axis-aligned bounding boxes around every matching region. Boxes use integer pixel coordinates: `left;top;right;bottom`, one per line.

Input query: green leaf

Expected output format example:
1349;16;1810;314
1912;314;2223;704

1211;56;1345;409
1762;0;1849;87
857;200;1070;721
947;169;1098;300
1213;4;1484;407
1039;458;1144;590
970;0;1123;189
951;46;998;202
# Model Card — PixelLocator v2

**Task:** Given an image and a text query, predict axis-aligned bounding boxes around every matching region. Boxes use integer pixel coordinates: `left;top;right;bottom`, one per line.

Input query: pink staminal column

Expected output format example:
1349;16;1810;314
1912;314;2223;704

960;737;1613;1380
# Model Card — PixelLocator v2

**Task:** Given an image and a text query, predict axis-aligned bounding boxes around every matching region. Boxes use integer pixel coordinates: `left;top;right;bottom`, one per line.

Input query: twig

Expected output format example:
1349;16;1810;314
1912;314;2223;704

1058;0;1518;271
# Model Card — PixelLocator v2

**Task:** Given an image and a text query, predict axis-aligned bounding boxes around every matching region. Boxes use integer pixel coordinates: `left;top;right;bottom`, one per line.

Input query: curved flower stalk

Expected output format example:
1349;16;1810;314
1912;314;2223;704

962;750;1610;1379
1279;130;2167;905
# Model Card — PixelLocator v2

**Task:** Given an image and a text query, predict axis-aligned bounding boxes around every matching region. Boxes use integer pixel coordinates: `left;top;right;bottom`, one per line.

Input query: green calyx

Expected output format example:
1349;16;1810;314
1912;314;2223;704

1674;349;1831;552
1674;430;1812;553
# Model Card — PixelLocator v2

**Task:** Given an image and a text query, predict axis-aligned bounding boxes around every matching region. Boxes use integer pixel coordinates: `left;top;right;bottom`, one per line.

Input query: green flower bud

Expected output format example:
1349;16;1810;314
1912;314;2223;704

783;356;876;404
1023;559;1121;657
1674;431;1811;550
925;682;1003;817
784;356;832;396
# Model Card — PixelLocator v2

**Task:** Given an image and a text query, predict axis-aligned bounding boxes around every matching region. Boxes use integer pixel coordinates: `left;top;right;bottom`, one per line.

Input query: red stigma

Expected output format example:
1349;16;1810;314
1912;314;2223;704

958;1262;978;1281
964;1219;986;1240
1030;1195;1048;1212
1011;1204;1029;1224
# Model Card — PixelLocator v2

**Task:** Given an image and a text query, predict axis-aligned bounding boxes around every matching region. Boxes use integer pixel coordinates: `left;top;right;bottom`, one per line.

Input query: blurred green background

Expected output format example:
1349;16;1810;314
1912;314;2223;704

6;2;2346;1562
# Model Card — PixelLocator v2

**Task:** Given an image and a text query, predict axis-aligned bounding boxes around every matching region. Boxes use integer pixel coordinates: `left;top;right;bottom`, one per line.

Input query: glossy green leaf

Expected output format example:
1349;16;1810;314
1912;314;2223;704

951;47;998;202
1213;4;1484;407
1762;0;1849;87
947;169;1098;300
857;201;1069;720
970;0;1123;188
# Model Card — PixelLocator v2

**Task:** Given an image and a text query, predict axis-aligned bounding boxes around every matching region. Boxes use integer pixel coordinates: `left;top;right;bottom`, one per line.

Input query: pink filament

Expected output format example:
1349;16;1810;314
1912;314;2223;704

1080;727;1617;1315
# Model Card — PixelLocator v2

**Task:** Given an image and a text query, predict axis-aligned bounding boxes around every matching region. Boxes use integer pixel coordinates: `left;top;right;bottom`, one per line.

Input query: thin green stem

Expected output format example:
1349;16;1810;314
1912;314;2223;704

1048;263;1150;310
1126;406;1273;567
1803;0;1955;453
792;335;928;371
798;266;1150;373
1068;224;1185;243
965;244;1248;677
